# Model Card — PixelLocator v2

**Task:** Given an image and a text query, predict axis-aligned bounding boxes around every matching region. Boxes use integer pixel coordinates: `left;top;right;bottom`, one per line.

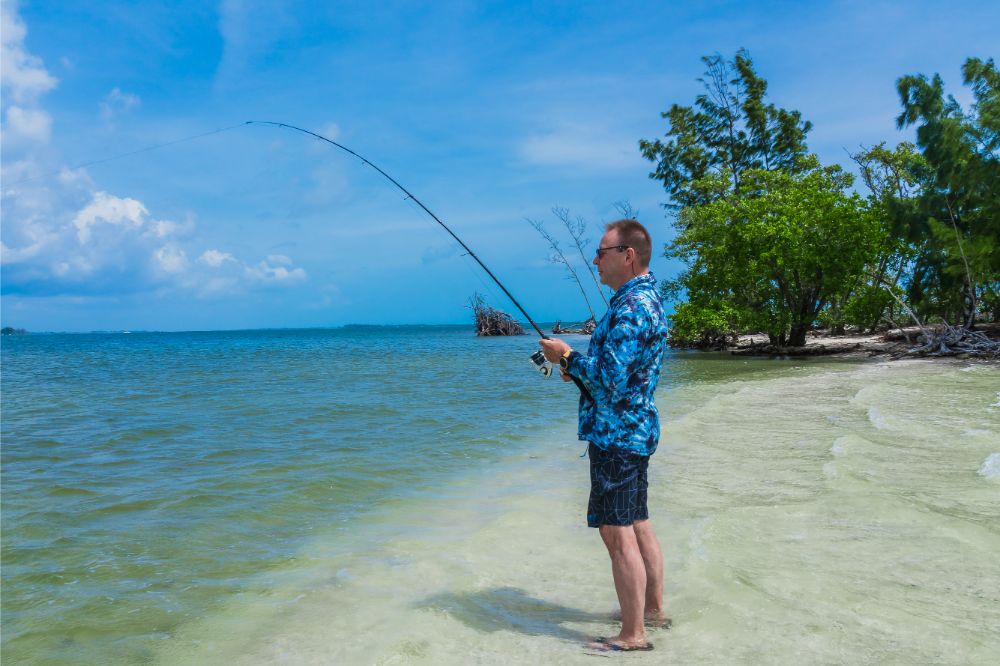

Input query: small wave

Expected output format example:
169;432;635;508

991;392;1000;408
47;485;100;497
830;436;850;456
979;453;1000;480
867;406;890;430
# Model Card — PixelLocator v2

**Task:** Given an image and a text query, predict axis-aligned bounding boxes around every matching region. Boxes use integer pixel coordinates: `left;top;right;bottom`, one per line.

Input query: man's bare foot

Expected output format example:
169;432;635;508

585;636;654;652
610;609;673;629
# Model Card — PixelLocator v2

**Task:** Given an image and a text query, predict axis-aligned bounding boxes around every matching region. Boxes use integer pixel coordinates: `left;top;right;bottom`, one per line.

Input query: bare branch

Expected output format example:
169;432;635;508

552;207;608;307
527;217;596;320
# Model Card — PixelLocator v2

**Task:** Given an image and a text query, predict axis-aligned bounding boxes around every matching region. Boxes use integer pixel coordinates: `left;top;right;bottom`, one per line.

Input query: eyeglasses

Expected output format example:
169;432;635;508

594;245;630;259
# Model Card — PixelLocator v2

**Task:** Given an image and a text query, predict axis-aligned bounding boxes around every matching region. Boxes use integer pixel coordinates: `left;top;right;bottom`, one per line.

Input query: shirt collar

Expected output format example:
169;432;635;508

611;272;656;305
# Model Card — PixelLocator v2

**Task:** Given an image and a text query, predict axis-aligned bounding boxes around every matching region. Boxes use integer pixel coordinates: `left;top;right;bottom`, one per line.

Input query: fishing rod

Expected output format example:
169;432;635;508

247;120;591;401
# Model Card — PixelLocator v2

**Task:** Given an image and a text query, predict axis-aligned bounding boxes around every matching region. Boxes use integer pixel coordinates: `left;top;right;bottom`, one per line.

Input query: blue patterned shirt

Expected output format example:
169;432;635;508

564;273;668;456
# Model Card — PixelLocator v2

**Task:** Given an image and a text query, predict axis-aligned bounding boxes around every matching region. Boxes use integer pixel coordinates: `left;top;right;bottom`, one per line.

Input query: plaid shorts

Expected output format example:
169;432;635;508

587;442;649;528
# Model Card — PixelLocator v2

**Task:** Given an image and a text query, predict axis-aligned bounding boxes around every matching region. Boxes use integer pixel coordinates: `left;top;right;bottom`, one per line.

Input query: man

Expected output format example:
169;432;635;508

539;219;669;653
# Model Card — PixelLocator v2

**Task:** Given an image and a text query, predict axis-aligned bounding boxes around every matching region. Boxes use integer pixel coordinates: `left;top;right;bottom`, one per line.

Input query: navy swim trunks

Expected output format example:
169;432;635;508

587;442;649;528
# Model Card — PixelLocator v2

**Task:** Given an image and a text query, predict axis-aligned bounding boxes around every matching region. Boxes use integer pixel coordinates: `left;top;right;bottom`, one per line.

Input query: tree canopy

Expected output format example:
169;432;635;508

646;52;999;348
892;57;1000;325
639;49;812;210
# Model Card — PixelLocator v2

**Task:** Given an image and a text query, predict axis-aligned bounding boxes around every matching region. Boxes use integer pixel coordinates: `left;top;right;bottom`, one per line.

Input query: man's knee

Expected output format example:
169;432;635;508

599;523;639;557
632;518;657;538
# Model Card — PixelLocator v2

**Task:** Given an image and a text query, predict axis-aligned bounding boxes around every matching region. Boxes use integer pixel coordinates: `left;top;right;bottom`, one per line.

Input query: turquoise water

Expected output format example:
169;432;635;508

1;327;575;663
3;330;999;664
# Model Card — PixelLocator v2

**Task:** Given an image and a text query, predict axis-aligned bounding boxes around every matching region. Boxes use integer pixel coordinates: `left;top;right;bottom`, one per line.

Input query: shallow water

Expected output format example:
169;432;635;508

3;331;999;664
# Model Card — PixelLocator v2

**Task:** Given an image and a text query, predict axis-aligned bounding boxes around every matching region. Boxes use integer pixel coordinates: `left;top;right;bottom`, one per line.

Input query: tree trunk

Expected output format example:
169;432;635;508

787;324;808;347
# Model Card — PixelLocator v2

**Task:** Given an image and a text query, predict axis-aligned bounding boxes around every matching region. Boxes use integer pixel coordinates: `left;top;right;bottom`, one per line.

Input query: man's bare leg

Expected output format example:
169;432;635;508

633;519;669;625
597;524;649;647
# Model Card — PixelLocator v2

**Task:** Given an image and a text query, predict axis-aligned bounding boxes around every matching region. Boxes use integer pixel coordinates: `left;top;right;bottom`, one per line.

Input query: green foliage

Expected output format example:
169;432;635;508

639;49;812;210
670;162;883;346
645;53;999;348
665;300;738;349
893;57;1000;325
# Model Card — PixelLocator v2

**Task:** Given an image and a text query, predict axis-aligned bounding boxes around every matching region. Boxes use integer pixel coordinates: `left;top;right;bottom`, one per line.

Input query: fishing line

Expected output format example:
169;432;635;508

247;120;592;399
5;123;246;187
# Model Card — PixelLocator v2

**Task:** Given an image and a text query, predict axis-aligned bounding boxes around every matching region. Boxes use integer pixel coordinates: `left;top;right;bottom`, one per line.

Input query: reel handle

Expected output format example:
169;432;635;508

531;345;593;403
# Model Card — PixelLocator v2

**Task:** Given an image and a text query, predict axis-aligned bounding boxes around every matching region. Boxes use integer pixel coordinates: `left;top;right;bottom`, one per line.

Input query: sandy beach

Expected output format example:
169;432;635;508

147;356;1000;665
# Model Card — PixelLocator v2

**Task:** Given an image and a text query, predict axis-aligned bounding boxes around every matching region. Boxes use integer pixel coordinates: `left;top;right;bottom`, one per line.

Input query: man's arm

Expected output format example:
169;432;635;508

539;307;649;401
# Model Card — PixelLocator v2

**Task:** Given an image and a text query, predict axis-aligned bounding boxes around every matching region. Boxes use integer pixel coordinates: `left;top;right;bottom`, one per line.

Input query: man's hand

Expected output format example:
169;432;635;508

539;337;571;364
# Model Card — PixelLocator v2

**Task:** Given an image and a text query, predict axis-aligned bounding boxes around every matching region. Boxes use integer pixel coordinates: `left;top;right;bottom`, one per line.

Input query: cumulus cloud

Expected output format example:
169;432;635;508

4;105;52;143
1;3;307;304
4;188;308;297
153;245;188;274
0;0;58;105
1;0;56;148
73;191;147;243
199;249;236;267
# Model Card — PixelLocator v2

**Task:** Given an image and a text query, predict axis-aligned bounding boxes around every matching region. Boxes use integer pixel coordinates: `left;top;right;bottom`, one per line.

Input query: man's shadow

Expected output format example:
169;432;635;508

416;586;609;643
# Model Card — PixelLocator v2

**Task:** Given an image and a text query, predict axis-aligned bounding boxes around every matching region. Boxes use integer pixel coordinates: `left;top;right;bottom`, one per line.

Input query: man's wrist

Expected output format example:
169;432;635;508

559;349;575;370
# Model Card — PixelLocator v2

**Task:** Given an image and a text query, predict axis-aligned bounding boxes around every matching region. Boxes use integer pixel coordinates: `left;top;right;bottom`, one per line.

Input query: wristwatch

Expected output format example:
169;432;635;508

559;349;574;370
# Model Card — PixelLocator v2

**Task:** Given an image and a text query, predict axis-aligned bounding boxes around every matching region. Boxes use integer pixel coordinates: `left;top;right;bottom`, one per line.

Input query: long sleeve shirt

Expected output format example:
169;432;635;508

564;273;668;456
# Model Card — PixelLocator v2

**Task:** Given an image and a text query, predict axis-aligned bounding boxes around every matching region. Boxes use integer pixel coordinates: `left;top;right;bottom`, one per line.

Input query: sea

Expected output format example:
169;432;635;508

2;327;998;665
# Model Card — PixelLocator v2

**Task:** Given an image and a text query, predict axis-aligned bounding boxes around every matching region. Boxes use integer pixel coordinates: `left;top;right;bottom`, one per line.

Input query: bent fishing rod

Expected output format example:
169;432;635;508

246;120;592;401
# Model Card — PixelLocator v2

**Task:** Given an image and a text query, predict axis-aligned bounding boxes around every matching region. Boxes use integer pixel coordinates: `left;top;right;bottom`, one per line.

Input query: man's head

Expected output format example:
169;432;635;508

593;219;652;290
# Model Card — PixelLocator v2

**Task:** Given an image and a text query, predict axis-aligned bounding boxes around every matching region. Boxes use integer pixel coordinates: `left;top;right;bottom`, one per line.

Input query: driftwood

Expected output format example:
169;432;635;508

890;323;1000;359
469;293;525;336
867;272;998;359
552;317;596;335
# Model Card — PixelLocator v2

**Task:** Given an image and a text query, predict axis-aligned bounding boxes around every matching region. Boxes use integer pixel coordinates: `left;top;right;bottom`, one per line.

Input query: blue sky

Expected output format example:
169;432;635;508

2;0;997;332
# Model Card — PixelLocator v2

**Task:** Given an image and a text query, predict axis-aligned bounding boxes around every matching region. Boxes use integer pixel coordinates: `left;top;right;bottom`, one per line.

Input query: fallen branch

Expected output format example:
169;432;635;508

893;323;1000;359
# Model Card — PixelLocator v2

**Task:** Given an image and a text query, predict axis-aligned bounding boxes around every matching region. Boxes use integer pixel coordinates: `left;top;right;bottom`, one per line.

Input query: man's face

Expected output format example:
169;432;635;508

593;230;632;290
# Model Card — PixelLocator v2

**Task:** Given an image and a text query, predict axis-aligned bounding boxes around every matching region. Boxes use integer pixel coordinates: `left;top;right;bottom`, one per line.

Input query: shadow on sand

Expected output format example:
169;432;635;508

416;586;609;643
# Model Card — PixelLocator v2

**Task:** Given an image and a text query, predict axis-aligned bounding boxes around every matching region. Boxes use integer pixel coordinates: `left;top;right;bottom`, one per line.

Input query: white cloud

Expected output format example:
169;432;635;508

4;105;52;143
153;245;188;274
100;87;141;120
0;3;310;303
1;1;56;149
245;258;307;284
0;0;58;105
73;191;148;243
5;183;308;298
199;249;236;267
